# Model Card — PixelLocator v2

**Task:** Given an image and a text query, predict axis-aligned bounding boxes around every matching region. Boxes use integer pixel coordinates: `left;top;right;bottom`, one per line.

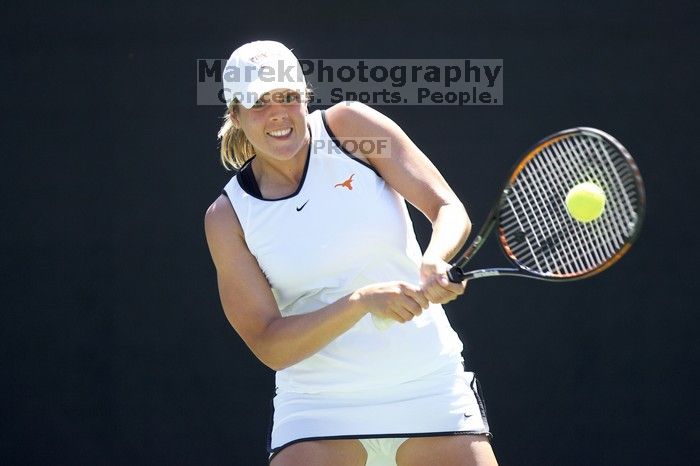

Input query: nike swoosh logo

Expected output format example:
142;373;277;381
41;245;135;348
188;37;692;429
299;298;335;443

296;200;309;211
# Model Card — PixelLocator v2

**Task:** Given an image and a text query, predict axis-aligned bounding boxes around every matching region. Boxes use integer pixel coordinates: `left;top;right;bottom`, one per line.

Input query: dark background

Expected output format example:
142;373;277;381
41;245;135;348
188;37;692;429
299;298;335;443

3;1;698;465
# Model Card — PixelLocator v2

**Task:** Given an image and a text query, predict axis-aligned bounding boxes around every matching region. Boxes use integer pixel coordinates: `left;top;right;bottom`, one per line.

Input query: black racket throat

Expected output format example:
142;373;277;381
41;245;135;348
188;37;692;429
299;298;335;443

446;217;519;283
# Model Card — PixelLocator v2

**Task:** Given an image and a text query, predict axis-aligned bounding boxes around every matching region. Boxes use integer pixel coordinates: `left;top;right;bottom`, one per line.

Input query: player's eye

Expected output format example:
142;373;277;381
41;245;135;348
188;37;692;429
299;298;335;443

252;94;273;108
285;92;301;103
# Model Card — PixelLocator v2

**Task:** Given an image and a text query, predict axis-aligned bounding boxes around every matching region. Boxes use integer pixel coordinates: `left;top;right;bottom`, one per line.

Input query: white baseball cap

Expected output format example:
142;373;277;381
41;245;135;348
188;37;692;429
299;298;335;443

222;40;307;108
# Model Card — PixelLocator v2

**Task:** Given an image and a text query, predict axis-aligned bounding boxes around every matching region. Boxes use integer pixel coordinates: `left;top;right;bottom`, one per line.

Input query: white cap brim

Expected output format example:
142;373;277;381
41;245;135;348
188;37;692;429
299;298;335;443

236;79;306;109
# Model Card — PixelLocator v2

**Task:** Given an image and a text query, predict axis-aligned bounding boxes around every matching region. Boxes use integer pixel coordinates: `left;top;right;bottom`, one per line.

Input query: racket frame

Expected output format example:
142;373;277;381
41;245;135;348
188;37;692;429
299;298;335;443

447;127;645;283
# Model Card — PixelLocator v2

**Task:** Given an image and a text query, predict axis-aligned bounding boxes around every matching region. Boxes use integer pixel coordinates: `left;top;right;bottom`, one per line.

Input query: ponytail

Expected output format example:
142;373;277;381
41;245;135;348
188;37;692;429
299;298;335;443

217;103;255;170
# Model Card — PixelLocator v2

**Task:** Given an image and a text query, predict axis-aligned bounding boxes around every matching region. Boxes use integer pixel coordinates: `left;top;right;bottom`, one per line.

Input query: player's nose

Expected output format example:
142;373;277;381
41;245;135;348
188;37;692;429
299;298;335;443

268;104;290;121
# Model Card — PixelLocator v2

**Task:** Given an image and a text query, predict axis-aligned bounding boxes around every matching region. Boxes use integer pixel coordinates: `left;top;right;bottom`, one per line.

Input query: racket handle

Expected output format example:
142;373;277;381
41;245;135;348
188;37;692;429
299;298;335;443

447;265;466;283
371;314;394;331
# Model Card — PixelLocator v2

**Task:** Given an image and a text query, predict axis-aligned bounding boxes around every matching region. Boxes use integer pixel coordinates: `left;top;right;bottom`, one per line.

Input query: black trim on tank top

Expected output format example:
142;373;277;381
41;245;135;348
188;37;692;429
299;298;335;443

237;158;263;198
233;125;313;201
320;109;382;178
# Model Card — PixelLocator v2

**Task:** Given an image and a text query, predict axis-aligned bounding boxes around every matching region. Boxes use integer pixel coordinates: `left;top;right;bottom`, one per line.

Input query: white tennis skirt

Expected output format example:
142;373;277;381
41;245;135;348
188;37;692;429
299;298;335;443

267;362;491;460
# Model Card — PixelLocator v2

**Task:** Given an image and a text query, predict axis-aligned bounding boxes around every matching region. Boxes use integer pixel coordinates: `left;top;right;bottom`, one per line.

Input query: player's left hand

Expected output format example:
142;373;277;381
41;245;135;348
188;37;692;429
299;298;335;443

419;255;467;304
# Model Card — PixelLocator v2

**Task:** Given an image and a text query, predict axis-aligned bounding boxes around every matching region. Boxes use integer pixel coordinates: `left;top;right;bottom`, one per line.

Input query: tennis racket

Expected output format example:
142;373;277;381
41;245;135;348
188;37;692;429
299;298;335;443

373;127;645;330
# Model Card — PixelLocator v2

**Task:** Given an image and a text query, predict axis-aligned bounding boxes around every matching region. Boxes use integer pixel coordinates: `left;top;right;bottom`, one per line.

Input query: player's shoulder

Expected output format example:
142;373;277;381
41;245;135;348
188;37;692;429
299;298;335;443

204;194;242;237
324;101;388;137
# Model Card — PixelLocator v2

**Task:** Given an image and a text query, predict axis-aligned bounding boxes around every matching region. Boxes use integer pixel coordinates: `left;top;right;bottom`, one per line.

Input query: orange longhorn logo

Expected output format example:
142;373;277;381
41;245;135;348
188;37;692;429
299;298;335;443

334;174;355;190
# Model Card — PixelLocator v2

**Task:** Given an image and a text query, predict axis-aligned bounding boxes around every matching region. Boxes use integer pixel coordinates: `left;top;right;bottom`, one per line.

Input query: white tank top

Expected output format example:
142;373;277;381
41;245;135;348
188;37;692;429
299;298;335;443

223;110;464;394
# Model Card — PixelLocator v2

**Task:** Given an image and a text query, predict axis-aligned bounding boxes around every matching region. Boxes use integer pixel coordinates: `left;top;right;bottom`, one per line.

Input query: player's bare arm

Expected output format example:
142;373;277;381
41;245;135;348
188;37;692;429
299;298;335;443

205;195;427;370
325;102;470;304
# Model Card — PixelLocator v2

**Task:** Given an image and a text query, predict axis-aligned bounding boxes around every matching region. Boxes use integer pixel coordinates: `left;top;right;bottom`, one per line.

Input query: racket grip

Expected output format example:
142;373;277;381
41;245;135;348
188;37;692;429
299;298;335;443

447;265;466;283
371;314;394;331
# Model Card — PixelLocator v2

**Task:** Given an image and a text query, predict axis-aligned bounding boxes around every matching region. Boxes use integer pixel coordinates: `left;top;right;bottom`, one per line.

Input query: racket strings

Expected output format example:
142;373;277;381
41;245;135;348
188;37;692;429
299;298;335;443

507;168;574;273
524;154;600;273
547;139;624;270
571;136;636;228
551;139;620;258
502;156;598;275
499;132;642;277
504;164;599;275
570;136;641;241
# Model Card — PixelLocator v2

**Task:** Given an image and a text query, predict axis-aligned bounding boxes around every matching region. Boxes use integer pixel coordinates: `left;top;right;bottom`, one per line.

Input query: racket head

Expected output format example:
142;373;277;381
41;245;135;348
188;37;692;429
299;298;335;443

495;127;645;281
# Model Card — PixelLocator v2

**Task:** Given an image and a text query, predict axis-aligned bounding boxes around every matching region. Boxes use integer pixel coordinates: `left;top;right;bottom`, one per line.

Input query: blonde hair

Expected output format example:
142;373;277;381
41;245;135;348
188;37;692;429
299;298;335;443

217;102;255;170
217;87;313;170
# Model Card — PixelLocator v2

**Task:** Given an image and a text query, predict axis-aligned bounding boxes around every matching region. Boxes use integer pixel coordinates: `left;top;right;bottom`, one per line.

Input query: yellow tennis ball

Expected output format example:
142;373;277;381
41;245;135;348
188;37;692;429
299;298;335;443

565;182;606;222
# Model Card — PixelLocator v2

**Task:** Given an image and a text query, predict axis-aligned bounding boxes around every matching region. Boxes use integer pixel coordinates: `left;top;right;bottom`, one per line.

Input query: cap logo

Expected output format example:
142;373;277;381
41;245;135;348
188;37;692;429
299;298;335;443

249;53;269;64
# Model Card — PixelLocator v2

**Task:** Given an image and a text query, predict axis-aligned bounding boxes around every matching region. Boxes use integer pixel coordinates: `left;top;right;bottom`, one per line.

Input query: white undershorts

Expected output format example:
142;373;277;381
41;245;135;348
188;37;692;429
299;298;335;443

359;437;408;466
268;363;491;463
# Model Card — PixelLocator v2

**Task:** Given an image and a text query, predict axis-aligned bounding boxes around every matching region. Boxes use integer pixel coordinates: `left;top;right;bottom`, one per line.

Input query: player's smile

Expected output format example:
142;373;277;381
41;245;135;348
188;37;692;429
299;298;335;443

267;127;293;140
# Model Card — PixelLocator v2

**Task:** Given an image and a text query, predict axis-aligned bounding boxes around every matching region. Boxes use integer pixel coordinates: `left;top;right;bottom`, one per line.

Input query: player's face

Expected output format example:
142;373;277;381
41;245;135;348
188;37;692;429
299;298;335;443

235;89;309;162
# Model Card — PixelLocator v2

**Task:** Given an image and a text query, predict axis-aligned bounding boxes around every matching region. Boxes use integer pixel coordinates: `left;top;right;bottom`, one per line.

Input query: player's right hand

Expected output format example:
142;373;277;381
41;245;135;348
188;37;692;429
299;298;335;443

352;281;429;323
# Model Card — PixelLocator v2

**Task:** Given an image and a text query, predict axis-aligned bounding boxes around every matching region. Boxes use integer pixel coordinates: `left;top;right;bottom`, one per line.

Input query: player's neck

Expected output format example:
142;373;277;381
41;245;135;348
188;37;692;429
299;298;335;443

251;140;309;197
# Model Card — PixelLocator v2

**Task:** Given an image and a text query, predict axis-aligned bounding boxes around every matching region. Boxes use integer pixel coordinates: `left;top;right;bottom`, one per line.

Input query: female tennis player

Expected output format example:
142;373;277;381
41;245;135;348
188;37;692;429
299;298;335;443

205;40;499;466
